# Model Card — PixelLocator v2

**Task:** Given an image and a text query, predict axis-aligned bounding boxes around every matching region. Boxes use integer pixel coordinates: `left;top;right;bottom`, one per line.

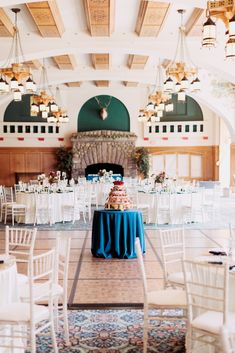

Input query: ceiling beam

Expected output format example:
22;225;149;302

135;0;170;37
83;0;115;36
185;8;204;36
0;8;14;36
24;59;42;69
53;55;76;70
26;0;65;37
91;53;110;69
128;54;149;69
95;80;109;87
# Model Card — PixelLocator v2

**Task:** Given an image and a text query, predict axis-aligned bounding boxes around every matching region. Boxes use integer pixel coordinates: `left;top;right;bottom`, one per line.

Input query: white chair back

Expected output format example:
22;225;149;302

183;260;229;325
159;227;185;285
221;326;235;353
135;238;148;298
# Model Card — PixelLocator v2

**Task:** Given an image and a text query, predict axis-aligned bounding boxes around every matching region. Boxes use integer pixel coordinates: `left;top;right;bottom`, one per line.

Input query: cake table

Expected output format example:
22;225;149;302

91;209;145;259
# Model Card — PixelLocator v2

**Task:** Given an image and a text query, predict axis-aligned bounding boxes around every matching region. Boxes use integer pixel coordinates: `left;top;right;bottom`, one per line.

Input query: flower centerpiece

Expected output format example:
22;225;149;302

155;171;166;184
48;171;59;184
37;173;46;185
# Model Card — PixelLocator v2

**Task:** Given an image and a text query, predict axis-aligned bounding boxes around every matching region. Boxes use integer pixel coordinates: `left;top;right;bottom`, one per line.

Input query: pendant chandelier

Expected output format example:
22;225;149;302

0;8;36;101
202;0;235;59
138;61;173;124
30;62;69;124
164;9;201;102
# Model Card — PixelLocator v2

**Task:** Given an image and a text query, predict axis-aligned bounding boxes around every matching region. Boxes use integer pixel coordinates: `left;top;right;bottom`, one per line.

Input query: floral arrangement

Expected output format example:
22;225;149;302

155;171;166;184
37;173;46;182
98;169;113;177
48;171;59;184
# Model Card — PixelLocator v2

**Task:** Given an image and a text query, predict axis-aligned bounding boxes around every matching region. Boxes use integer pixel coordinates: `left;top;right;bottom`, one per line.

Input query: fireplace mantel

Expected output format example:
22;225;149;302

71;130;137;179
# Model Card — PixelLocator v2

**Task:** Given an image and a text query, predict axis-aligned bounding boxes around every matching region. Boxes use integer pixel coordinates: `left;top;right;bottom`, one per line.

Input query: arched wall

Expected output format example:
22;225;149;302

77;95;130;132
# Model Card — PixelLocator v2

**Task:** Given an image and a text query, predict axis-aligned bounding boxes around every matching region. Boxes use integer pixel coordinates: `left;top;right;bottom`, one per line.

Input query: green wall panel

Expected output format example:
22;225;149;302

4;94;47;123
161;95;203;122
78;95;130;132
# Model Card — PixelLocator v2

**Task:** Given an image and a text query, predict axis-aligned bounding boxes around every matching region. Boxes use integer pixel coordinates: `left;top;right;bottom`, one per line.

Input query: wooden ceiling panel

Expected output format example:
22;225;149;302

65;82;81;87
92;53;110;69
185;8;205;36
128;55;149;69
24;60;42;70
53;55;76;70
95;80;109;87
0;8;14;37
123;82;138;87
83;0;114;36
135;1;170;37
26;0;65;37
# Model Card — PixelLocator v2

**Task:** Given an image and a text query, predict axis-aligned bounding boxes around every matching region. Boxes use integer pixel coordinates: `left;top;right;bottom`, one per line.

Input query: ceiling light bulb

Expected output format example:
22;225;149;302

164;77;174;92
178;90;186;102
229;14;235;39
10;76;18;90
225;37;235;59
13;89;22;101
181;76;189;90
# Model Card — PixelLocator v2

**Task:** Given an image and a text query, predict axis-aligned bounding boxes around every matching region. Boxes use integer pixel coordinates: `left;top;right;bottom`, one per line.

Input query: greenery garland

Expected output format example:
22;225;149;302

133;147;150;179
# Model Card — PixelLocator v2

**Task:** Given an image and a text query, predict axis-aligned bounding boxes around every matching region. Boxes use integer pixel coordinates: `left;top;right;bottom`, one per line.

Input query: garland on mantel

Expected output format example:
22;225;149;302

71;130;137;140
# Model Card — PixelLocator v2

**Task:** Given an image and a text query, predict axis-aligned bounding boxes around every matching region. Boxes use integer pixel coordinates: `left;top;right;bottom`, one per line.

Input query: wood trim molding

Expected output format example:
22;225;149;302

0;8;14;37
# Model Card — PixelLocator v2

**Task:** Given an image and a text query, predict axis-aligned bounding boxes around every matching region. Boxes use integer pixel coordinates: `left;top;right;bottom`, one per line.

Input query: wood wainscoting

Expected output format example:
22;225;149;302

0;147;57;186
147;146;219;181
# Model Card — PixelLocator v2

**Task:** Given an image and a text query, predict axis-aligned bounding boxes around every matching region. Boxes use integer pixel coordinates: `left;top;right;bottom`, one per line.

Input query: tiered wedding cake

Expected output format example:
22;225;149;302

105;181;132;210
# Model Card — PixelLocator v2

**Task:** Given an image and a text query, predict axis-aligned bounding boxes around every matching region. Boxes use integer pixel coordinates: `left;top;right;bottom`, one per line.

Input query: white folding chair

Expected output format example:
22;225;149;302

221;326;235;353
20;234;71;346
159;227;186;288
130;189;151;224
5;225;37;285
135;238;187;353
34;191;53;225
183;260;235;353
155;192;172;224
2;186;27;225
0;249;58;353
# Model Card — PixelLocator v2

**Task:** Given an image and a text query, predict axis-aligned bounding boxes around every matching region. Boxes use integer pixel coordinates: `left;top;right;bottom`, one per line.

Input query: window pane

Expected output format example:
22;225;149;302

33;126;38;133
170;125;174;133
178;154;189;177
185;125;190;132
41;126;46;133
10;126;15;133
155;126;159;133
200;124;203;132
191;155;202;178
163;125;167;133
165;154;177;178
193;125;197;132
152;155;164;174
178;125;182;133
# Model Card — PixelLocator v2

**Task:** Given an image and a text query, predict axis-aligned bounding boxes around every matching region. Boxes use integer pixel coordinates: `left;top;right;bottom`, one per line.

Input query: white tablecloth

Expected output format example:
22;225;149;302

16;192;78;224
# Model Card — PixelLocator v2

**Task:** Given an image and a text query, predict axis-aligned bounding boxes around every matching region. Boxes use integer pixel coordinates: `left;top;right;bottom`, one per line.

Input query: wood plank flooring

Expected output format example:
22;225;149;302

0;227;230;308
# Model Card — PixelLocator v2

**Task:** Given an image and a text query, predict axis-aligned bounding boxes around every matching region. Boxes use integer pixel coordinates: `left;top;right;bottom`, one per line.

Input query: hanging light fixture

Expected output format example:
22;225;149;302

0;8;37;101
164;9;200;102
138;61;173;124
202;1;235;59
47;86;69;125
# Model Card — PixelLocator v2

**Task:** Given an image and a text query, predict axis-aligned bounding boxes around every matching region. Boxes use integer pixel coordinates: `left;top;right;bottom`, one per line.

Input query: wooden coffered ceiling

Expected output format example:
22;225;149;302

26;0;65;37
128;55;149;69
0;8;14;36
53;55;76;70
95;80;109;87
83;0;115;36
135;0;170;36
91;53;110;69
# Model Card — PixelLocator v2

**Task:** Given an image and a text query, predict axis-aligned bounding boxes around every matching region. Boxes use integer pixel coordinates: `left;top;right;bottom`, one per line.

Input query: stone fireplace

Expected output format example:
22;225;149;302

71;130;137;179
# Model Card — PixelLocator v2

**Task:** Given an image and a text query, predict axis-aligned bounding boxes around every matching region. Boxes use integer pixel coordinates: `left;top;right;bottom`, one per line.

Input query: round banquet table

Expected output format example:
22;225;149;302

16;191;77;224
91;209;145;259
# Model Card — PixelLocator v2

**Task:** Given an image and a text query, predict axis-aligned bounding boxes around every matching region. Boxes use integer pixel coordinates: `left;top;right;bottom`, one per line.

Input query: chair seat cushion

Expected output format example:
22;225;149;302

17;273;29;285
148;289;187;307
0;303;49;323
20;282;63;301
168;271;186;285
192;311;235;334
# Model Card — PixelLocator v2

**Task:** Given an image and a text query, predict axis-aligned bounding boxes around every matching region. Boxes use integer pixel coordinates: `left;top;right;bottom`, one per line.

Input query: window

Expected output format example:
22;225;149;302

155;126;159;133
33;126;38;133
48;126;53;134
170;125;174;133
55;126;59;134
17;126;23;133
178;125;182;133
3;125;8;133
185;125;190;132
10;126;15;133
25;126;31;133
162;125;167;133
193;125;197;132
41;126;46;133
200;124;203;132
149;126;152;133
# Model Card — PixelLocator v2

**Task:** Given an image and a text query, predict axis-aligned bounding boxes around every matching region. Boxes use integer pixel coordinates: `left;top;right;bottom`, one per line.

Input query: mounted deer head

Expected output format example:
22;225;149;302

94;96;112;120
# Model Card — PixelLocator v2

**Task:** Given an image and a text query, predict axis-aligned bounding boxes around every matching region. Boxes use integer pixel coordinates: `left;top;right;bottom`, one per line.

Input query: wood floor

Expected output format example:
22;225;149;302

0;227;230;308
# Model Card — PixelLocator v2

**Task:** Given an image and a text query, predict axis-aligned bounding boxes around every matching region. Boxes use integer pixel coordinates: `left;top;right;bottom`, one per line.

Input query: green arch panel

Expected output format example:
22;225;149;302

4;94;47;123
161;95;203;122
77;95;130;132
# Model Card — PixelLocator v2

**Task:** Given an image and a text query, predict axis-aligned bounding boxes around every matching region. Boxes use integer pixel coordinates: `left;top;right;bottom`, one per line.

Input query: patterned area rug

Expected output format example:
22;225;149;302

37;309;186;353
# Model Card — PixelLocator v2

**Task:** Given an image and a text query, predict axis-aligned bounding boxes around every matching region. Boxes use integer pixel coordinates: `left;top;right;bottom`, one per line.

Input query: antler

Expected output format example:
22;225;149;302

94;96;103;108
94;96;112;108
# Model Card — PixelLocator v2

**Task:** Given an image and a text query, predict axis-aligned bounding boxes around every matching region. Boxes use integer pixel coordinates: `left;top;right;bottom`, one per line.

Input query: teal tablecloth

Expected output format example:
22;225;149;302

91;209;145;259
